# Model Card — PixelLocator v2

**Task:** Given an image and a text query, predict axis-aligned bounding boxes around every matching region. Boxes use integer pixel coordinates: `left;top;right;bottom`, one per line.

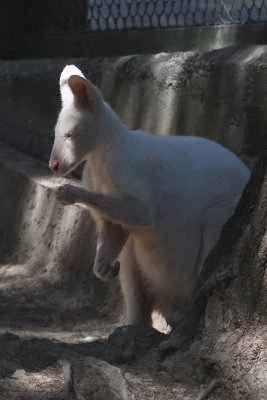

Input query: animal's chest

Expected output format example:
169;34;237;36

82;161;120;223
90;169;111;194
83;161;117;194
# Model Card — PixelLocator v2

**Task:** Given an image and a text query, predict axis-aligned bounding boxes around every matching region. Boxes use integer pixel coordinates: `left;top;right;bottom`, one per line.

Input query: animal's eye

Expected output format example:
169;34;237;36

65;128;77;139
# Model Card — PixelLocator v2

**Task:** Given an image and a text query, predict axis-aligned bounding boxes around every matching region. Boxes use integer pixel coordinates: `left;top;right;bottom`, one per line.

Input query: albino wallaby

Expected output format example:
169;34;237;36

49;65;250;327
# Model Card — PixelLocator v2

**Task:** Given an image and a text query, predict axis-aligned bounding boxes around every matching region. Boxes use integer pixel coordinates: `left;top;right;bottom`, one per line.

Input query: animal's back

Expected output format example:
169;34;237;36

129;132;249;197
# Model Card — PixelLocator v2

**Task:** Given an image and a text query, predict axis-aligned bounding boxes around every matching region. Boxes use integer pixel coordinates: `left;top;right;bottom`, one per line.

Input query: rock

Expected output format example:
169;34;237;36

104;325;168;363
63;357;129;400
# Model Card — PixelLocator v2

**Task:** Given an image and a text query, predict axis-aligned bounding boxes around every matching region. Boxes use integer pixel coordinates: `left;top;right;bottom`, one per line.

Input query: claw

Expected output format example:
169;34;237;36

55;184;77;205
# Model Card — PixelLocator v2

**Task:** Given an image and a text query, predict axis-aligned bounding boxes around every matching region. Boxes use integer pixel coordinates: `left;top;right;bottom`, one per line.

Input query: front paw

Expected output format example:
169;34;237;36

93;260;120;281
55;184;77;205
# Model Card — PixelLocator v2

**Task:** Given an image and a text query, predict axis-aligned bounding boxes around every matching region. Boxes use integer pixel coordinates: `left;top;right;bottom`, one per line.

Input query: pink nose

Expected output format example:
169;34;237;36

49;159;59;173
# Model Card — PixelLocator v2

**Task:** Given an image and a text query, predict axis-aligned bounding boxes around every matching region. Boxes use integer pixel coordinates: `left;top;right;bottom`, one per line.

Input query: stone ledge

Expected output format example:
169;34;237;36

0;46;266;168
0;141;121;321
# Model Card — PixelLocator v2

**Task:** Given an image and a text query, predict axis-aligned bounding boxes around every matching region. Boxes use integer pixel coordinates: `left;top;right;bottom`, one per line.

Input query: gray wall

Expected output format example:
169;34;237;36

0;46;266;168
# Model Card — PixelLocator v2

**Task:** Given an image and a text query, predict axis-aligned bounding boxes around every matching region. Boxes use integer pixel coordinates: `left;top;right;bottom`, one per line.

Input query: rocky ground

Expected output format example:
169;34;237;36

0;261;222;400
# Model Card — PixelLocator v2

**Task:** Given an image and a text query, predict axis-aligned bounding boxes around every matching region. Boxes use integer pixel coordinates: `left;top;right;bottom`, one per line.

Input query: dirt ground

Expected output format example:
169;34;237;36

0;259;222;400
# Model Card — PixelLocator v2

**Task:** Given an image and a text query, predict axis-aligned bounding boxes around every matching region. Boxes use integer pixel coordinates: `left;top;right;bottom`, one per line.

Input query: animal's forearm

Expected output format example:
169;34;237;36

57;185;154;226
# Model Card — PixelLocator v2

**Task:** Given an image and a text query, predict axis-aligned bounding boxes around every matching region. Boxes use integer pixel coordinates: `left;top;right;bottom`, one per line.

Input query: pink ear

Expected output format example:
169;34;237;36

68;75;92;106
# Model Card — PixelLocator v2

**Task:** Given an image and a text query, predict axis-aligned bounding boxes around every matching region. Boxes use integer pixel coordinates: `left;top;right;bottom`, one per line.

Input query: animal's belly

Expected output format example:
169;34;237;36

133;237;195;308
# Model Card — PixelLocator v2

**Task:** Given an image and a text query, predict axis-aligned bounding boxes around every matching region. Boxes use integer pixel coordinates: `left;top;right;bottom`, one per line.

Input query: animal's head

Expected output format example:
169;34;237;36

49;65;104;176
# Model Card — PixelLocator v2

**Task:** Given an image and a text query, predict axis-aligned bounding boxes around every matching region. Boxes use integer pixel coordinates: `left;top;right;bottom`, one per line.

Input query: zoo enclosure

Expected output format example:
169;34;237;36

0;0;267;59
87;0;267;31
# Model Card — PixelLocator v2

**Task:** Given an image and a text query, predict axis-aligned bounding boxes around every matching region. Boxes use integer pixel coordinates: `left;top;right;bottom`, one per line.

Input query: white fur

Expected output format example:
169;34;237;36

49;65;250;327
59;65;85;108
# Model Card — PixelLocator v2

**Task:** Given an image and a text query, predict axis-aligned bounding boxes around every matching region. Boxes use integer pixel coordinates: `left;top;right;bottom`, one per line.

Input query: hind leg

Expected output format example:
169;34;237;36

93;220;129;281
119;238;153;326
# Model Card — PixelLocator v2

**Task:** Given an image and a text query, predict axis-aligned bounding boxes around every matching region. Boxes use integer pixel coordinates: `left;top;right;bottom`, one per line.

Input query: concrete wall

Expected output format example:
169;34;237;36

0;140;122;325
18;24;267;59
0;46;266;333
0;46;266;168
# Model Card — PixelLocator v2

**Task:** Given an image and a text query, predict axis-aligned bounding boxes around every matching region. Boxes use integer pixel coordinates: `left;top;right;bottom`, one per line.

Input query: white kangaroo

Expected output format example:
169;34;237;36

49;65;250;327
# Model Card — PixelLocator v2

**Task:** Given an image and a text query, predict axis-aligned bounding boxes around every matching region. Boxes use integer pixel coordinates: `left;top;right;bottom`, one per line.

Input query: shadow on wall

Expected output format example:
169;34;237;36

0;162;122;330
0;166;31;263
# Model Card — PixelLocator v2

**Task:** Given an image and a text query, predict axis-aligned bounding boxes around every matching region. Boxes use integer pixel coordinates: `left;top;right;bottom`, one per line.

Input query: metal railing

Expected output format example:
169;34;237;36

87;0;267;31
